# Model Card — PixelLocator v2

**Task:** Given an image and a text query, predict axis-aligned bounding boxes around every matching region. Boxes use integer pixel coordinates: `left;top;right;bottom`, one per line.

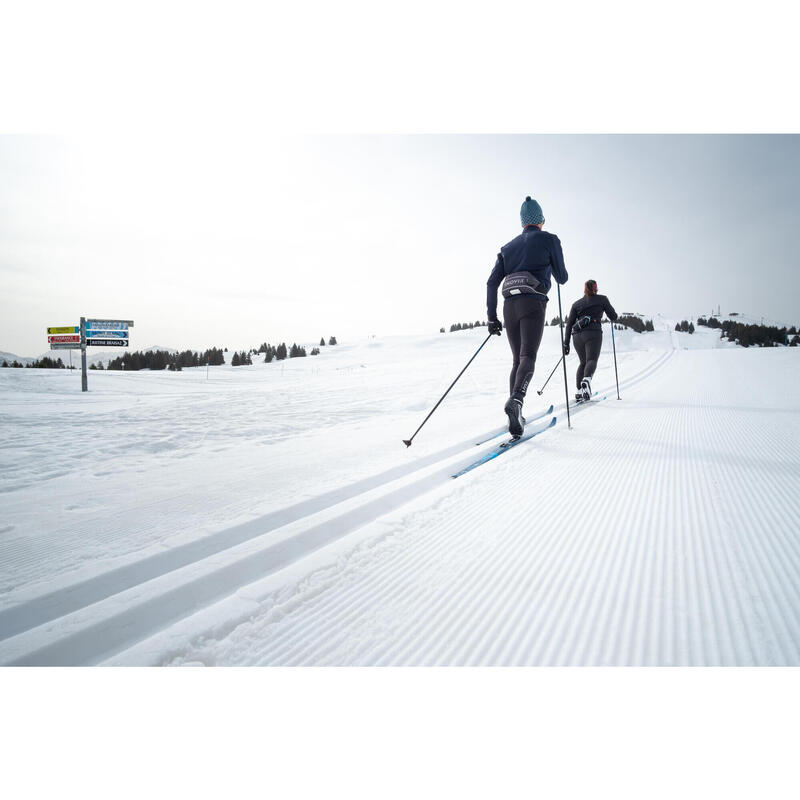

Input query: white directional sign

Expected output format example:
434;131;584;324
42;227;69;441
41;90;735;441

49;342;82;350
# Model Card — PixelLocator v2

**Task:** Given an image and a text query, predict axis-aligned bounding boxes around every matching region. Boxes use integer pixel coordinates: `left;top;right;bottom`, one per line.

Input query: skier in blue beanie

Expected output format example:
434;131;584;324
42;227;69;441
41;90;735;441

486;196;568;437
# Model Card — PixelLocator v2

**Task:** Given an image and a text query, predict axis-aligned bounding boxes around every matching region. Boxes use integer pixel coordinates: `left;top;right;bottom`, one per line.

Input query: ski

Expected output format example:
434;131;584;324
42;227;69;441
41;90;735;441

454;416;557;478
573;393;606;409
474;404;554;446
573;390;598;405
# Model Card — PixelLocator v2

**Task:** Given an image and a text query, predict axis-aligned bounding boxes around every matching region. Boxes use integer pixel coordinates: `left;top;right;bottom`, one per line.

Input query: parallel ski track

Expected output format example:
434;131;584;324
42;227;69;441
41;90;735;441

0;348;675;665
169;350;799;667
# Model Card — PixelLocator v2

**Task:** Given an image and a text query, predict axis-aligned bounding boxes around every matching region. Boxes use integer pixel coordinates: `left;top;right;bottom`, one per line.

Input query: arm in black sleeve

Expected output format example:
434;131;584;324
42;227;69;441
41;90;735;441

549;234;568;285
564;302;577;345
603;296;618;322
486;254;504;321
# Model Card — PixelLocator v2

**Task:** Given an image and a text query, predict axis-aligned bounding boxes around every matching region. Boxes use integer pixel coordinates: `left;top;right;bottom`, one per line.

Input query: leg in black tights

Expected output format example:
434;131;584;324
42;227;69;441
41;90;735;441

503;296;547;400
573;330;603;388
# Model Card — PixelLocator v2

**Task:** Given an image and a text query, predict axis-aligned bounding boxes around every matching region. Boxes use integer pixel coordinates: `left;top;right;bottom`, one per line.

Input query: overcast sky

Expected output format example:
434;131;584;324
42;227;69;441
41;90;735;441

1;134;798;356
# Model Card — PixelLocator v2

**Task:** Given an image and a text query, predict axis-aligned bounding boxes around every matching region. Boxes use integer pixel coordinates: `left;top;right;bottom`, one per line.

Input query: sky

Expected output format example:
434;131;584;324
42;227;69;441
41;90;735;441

1;134;798;356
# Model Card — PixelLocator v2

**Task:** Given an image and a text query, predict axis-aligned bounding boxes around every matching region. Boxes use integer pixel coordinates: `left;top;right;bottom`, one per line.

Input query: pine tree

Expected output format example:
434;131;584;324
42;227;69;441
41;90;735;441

276;343;287;360
440;327;445;333
1;360;8;367
328;336;337;345
320;337;326;346
232;351;241;366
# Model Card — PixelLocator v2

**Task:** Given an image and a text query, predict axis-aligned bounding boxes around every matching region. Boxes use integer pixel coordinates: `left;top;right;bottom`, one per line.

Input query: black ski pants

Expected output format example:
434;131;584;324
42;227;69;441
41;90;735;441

573;329;603;388
503;295;547;400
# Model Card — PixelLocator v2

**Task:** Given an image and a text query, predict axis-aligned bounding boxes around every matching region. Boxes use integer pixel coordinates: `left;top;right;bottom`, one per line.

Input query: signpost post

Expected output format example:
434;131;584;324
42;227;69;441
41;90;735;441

80;317;88;391
46;318;134;392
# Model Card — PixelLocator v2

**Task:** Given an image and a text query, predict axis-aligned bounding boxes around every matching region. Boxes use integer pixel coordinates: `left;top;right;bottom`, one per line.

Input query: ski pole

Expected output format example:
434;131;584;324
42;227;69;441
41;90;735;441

611;321;621;400
556;284;572;429
536;354;564;395
403;333;494;447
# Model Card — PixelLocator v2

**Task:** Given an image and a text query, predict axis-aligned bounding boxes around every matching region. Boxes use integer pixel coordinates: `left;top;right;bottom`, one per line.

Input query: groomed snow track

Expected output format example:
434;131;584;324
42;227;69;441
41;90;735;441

2;338;800;666
0;349;673;665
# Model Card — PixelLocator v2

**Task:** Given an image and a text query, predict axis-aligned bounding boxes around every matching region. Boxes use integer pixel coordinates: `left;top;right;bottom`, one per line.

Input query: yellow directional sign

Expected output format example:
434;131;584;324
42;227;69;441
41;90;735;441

47;326;79;334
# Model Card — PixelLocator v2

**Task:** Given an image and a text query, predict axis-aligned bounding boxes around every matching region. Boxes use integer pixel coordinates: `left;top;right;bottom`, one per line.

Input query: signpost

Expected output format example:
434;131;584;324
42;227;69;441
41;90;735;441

46;318;134;391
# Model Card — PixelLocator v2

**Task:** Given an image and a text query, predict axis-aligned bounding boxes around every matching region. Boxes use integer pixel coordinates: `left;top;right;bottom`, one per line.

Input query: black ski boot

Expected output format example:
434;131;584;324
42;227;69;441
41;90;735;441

504;396;525;439
580;377;592;402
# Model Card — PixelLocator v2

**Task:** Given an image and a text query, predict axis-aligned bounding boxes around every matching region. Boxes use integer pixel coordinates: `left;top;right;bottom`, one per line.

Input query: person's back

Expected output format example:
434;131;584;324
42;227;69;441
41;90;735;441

566;293;616;332
486;196;568;437
564;280;617;401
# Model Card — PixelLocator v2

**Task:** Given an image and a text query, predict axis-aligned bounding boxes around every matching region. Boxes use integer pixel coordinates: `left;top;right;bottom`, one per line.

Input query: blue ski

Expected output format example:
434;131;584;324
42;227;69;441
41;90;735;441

474;404;554;446
453;416;557;478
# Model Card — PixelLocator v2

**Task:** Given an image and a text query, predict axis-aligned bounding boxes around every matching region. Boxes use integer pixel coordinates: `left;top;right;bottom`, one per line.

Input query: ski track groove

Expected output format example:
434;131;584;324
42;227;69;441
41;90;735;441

5;343;800;666
228;349;800;667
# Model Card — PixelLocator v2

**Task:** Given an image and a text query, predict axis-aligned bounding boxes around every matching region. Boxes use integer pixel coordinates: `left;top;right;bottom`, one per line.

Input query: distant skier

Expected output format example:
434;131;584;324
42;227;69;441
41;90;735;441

563;280;618;402
486;196;568;437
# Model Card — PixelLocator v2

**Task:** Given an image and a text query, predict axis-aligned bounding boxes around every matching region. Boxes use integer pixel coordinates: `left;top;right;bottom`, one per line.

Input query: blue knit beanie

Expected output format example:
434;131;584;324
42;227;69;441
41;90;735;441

520;196;544;227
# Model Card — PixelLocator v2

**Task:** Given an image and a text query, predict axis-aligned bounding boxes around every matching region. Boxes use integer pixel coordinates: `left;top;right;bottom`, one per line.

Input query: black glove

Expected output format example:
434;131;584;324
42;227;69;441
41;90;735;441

563;341;570;356
488;319;503;336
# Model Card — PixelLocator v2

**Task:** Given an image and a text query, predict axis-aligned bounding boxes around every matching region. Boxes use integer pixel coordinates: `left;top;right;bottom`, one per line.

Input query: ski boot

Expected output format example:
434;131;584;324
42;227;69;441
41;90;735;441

579;377;592;403
504;396;525;439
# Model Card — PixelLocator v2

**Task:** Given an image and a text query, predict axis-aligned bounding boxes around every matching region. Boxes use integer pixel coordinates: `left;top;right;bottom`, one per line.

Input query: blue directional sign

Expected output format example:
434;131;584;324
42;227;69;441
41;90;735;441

86;320;129;331
86;329;128;339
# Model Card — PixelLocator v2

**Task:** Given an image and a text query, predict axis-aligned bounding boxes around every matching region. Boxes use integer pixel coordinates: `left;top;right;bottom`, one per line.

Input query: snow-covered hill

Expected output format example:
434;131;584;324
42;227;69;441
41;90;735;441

1;320;798;665
0;351;34;365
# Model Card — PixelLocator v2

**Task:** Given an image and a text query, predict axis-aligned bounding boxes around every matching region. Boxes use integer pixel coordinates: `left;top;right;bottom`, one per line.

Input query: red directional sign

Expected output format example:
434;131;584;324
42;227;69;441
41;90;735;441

48;334;81;344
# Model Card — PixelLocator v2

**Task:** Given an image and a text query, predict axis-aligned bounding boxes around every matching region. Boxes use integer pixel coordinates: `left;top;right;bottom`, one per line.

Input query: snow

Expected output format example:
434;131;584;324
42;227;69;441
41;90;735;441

1;320;799;665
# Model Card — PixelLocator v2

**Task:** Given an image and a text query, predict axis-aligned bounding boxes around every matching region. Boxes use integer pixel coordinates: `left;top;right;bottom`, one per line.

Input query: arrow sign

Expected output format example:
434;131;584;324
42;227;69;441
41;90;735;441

47;326;79;334
86;329;128;339
50;342;82;350
48;334;81;344
86;338;129;347
86;320;130;331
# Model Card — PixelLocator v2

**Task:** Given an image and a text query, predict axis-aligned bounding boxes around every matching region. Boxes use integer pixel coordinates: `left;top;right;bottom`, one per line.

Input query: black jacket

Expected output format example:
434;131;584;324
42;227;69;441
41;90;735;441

486;226;568;321
565;294;618;344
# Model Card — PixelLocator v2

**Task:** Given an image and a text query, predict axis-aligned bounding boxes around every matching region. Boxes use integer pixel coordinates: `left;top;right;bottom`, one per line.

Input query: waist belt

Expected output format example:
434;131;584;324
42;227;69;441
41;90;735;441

501;271;547;299
572;315;601;334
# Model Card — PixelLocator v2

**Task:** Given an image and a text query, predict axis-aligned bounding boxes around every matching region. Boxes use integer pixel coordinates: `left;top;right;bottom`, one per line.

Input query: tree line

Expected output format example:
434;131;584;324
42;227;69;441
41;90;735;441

105;347;227;371
617;315;655;333
441;321;487;333
1;356;66;369
697;317;799;347
439;316;656;333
